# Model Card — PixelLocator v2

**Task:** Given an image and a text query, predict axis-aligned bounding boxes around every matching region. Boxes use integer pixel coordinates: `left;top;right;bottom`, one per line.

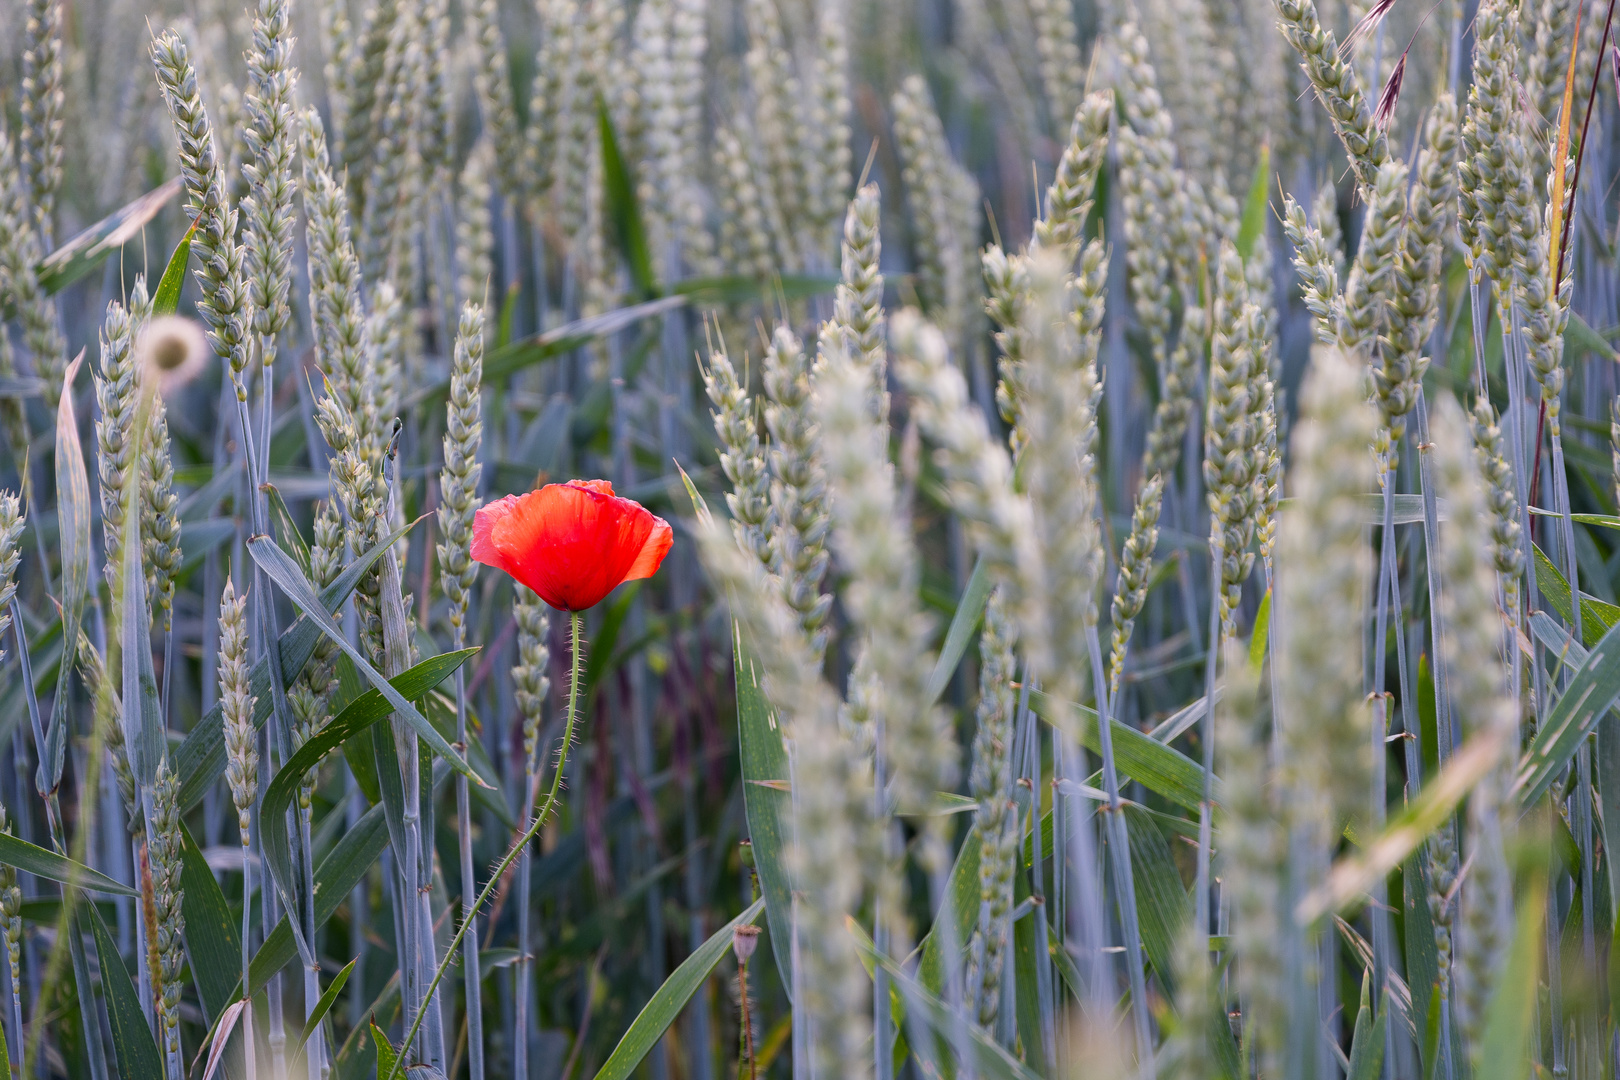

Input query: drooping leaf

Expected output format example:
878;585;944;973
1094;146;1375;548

673;273;837;307
338;656;381;805
0;829;133;897
174;515;423;811
245;802;390;996
245;534;476;780
198;999;249;1080
258;649;476;955
85;901;163;1080
151;216;199;316
589;898;765;1080
1027;687;1213;811
9;178;183;308
419;296;688;404
924;556;989;706
1301;727;1512;920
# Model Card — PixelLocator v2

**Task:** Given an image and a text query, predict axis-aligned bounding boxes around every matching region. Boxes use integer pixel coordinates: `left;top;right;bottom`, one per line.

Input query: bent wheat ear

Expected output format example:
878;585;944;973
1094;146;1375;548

1273;0;1390;190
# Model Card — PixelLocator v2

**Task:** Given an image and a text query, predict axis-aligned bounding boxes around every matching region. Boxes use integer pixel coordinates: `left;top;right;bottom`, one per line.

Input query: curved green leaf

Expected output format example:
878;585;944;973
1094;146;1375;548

851;920;1043;1080
734;632;795;996
241;802;389;997
179;824;242;1023
151;217;198;316
31;178;183;302
247;535;475;781
598;98;656;300
590;898;764;1080
672;273;837;307
293;957;356;1061
1124;805;1188;988
85;901;163;1080
262;482;312;576
371;1021;398;1078
1027;687;1213;811
1248;587;1272;672
1236;143;1271;261
1515;612;1620;807
258;648;476;945
175;515;424;811
46;352;91;790
917;828;980;996
924;557;989;706
1533;543;1619;648
0;827;133;897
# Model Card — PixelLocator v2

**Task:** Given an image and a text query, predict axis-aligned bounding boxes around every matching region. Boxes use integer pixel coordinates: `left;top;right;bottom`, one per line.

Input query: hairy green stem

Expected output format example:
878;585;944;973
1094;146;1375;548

388;610;584;1080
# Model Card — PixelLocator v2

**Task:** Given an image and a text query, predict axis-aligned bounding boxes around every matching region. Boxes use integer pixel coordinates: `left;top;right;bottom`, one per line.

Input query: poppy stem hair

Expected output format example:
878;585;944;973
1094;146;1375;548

387;609;586;1080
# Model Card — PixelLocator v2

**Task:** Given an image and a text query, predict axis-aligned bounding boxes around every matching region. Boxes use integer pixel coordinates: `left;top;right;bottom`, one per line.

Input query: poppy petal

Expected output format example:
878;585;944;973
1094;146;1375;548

622;516;673;583
471;495;520;570
472;481;670;610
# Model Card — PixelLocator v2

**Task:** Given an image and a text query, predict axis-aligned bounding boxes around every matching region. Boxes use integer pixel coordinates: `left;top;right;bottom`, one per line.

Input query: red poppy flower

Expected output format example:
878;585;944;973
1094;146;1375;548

471;479;673;611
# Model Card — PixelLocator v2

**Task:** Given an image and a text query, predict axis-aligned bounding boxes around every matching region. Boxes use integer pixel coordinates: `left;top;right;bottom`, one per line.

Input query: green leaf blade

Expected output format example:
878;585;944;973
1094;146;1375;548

734;632;795;996
152;218;198;315
86;902;163;1080
175;516;424;811
0;832;134;898
590;898;765;1080
245;533;476;780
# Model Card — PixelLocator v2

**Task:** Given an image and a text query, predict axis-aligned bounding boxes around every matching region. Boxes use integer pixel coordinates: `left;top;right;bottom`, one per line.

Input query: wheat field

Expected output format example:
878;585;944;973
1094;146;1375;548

0;0;1613;1076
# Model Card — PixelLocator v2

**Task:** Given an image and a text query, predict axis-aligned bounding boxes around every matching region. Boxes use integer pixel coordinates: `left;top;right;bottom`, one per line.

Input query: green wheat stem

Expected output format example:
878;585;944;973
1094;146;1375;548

388;609;584;1080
